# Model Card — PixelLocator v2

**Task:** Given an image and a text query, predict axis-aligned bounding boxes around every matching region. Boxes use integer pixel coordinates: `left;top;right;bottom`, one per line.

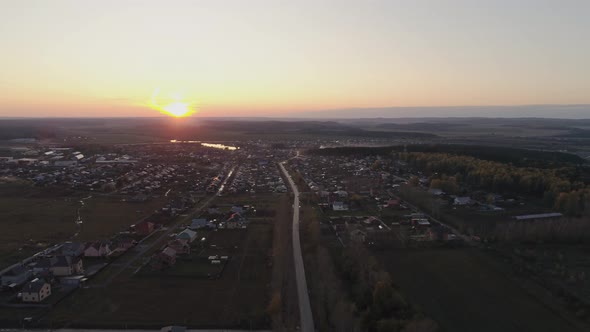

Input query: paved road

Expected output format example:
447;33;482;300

279;162;314;332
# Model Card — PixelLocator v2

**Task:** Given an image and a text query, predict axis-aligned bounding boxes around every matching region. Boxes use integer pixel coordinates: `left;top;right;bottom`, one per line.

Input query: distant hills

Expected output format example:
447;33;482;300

291;104;590;119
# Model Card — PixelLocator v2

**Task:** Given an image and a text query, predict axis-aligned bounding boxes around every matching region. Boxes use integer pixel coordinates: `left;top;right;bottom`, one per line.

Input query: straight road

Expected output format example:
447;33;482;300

278;162;314;332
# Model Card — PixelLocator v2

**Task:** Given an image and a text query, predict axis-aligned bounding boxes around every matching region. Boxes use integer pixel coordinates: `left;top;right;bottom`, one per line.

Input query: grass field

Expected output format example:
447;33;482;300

0;182;166;267
0;183;278;329
374;248;583;332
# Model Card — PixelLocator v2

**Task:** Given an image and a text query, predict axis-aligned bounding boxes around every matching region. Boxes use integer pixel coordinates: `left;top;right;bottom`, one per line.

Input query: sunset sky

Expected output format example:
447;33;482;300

1;0;589;118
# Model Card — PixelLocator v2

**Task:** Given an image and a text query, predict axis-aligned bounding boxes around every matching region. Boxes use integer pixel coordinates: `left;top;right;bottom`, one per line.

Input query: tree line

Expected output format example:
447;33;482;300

400;152;590;217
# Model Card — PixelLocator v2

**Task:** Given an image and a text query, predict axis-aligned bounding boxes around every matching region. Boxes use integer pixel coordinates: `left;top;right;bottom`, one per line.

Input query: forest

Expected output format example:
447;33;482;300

401;152;590;217
308;144;586;167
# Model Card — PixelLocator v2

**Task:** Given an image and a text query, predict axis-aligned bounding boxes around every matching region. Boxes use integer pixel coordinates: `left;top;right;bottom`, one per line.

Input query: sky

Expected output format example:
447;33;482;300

0;0;589;118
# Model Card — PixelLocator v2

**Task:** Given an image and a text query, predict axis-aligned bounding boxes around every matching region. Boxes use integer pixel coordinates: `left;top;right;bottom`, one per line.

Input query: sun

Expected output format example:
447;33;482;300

150;88;196;118
162;101;192;117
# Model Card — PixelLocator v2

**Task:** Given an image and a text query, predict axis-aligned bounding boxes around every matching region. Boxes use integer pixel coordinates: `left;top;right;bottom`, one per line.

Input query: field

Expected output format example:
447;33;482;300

0;181;165;267
374;248;584;332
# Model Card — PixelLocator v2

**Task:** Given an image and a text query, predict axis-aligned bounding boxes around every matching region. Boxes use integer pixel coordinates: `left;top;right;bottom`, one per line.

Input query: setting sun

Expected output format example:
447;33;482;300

150;88;196;117
162;101;192;117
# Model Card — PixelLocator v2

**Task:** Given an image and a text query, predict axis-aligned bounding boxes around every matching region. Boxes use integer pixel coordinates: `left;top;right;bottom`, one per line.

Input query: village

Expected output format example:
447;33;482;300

0;137;589;330
0;140;290;328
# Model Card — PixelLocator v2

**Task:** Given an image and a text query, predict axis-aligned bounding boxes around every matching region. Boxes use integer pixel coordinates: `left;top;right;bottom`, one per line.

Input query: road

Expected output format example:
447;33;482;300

278;161;315;332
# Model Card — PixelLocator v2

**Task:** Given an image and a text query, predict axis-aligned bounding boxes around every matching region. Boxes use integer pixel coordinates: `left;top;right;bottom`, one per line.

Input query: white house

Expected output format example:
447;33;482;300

454;197;472;206
22;278;51;303
332;201;349;211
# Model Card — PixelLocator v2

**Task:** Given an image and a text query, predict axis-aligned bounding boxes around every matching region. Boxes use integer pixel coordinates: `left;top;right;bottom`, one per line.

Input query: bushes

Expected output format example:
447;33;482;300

335;243;428;331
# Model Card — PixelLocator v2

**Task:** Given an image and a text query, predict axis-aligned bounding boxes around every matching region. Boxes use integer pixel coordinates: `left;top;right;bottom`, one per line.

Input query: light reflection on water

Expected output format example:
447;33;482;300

201;143;239;150
170;140;239;150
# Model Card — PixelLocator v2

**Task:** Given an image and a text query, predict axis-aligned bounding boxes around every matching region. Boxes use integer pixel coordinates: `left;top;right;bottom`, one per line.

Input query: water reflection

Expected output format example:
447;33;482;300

201;143;239;150
169;140;239;150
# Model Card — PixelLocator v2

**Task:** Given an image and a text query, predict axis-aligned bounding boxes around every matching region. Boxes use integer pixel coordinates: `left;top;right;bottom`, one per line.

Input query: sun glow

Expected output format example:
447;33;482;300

162;101;192;117
150;88;196;117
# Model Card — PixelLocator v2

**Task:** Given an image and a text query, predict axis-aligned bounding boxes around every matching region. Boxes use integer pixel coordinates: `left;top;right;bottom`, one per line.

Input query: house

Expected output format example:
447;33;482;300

349;229;367;243
84;241;111;257
134;220;155;236
332;201;349;211
189;218;210;230
112;234;136;250
385;199;401;208
413;218;431;227
21;278;51;303
454;197;472;206
167;239;191;255
1;265;33;287
60;242;85;257
152;247;176;270
225;213;245;229
230;205;244;214
334;190;348;198
54;256;84;276
60;275;86;287
33;256;84;276
176;228;198;243
428;188;444;196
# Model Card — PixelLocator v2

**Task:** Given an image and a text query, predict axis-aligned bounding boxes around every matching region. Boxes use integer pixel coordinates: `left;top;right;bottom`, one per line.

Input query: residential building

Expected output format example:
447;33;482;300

84;241;111;257
60;242;85;257
22;278;51;303
189;218;210;230
1;265;32;287
332;201;349;211
176;228;198;243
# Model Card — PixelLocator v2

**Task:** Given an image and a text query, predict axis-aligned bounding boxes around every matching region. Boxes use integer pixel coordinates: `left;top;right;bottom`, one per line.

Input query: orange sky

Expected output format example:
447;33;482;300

1;1;589;118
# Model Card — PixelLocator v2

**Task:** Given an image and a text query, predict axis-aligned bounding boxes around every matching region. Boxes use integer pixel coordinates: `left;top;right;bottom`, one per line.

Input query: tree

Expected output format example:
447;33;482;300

266;291;281;316
372;281;406;318
402;318;438;332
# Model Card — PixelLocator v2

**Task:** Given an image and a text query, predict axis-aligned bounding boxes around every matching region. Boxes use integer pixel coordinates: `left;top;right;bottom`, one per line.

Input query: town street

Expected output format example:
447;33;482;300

278;162;314;332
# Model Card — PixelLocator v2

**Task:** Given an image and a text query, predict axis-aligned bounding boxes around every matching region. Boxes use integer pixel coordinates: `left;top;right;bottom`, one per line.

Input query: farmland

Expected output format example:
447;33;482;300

374;248;582;332
0;181;165;267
